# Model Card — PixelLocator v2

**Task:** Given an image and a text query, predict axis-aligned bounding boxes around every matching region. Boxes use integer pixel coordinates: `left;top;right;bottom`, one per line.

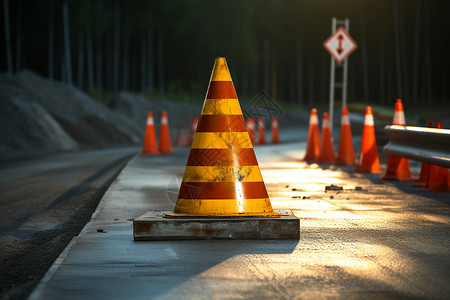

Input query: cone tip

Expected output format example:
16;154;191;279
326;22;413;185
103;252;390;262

162;110;167;116
365;106;373;115
342;106;348;115
427;121;433;128
211;57;232;82
311;108;317;115
147;111;153;118
323;112;329;119
436;120;442;128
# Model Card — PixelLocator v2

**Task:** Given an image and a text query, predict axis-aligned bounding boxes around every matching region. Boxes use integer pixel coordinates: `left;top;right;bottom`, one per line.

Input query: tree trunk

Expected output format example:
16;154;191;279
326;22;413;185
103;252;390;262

16;0;22;71
147;18;154;93
412;0;421;105
270;51;277;99
95;9;102;90
399;9;410;103
263;39;270;93
157;33;164;93
296;42;303;105
62;0;73;86
361;15;370;103
48;0;54;79
393;0;403;98
86;22;95;91
379;34;386;104
121;15;130;91
106;30;113;92
3;0;13;73
424;1;432;104
308;62;314;106
77;25;84;89
140;39;147;92
113;0;120;93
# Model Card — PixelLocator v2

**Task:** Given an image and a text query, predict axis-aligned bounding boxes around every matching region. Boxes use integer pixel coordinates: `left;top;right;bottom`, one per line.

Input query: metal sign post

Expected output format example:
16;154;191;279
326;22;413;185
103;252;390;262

323;18;357;133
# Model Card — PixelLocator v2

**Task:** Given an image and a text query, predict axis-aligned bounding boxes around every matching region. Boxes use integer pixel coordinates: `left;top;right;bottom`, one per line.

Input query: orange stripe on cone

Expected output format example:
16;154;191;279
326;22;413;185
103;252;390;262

271;117;280;144
382;99;414;180
304;108;320;162
168;57;279;218
257;117;266;145
141;112;159;155
317;112;336;164
335;107;355;165
158;110;172;154
246;118;256;143
425;121;450;192
413;121;433;187
355;106;382;173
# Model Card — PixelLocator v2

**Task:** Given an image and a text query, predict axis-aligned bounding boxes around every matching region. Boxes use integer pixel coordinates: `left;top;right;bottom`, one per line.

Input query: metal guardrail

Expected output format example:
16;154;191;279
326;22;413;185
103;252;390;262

383;125;450;168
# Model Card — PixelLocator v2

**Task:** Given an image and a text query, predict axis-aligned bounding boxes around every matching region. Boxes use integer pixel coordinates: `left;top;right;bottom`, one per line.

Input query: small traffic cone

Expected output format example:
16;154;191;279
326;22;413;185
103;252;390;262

355;106;382;173
246;118;256;143
167;57;279;217
271;117;280;144
413;121;433;187
158;110;172;154
425;121;450;192
189;118;199;145
304;108;320;162
257;117;266;145
177;129;188;147
141;112;159;155
382;99;414;180
335;106;355;165
317;112;336;164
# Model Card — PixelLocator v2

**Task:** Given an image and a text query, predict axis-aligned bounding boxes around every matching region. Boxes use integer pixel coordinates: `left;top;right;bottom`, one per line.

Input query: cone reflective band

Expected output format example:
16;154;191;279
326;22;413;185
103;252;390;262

382;99;413;181
355;106;381;173
271;117;280;144
141;111;159;155
304;108;320;161
317;112;336;164
335;107;355;165
169;57;279;218
159;110;172;154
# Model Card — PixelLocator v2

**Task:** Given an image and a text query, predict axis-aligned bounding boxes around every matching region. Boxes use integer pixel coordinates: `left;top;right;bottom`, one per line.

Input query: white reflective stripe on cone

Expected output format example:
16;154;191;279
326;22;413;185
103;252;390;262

364;114;374;126
310;115;318;125
248;123;255;130
147;118;154;126
272;120;278;127
161;117;168;125
341;115;350;126
323;119;330;128
393;111;406;125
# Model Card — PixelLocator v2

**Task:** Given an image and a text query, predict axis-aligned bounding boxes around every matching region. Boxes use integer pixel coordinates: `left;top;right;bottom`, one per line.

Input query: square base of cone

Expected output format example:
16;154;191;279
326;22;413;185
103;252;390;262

133;210;299;240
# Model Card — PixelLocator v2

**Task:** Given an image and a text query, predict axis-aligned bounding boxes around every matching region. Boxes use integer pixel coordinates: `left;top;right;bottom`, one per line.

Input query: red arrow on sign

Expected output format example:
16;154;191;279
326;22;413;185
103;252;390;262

336;34;344;55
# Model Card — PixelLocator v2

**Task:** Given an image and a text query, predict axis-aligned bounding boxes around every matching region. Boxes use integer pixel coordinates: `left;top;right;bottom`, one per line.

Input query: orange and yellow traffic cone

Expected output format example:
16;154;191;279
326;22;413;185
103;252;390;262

304;108;320;162
425;121;450;192
189;118;199;145
141;112;159;155
413;121;433;187
335;107;355;165
355;106;382;173
158;110;172;154
257;117;266;145
382;99;414;180
317;112;336;164
167;57;279;217
246;118;256;143
271;117;280;144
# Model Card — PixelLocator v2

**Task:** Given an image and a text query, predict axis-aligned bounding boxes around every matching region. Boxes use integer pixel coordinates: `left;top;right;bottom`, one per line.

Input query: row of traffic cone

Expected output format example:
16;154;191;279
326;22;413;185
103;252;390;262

141;111;172;155
246;117;280;145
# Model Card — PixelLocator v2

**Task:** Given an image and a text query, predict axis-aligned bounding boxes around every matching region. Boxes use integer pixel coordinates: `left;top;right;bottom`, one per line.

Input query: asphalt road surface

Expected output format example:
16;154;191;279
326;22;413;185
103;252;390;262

0;147;138;299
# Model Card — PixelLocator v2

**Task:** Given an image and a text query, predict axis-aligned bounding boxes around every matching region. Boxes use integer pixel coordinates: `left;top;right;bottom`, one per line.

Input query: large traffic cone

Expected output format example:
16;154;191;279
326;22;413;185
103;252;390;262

246;118;256;143
382;99;414;180
141;112;159;155
189;118;199;145
304;108;320;162
158;110;172;154
425;121;450;192
413;121;433;187
355;106;382;173
167;57;279;218
271;117;280;144
317;112;336;164
257;117;266;145
335;107;355;165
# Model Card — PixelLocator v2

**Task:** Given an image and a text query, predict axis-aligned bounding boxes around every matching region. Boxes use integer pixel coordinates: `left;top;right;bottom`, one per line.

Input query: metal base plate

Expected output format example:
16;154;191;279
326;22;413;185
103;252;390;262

133;210;299;240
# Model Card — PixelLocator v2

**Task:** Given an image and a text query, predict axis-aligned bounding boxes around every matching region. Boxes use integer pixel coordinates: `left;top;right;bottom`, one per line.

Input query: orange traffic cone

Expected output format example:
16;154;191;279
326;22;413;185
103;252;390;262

158;110;172;154
141;112;159;155
425;121;450;192
257;117;266;145
177;129;188;147
413;121;433;187
304;108;320;162
246;118;256;143
382;99;414;180
167;57;279;217
189;118;199;145
335;106;355;165
317;112;336;164
271;117;280;144
355;106;382;173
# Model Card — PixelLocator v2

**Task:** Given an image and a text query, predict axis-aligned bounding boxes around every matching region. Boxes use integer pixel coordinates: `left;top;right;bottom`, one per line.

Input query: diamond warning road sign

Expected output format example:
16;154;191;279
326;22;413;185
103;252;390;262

323;27;357;63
